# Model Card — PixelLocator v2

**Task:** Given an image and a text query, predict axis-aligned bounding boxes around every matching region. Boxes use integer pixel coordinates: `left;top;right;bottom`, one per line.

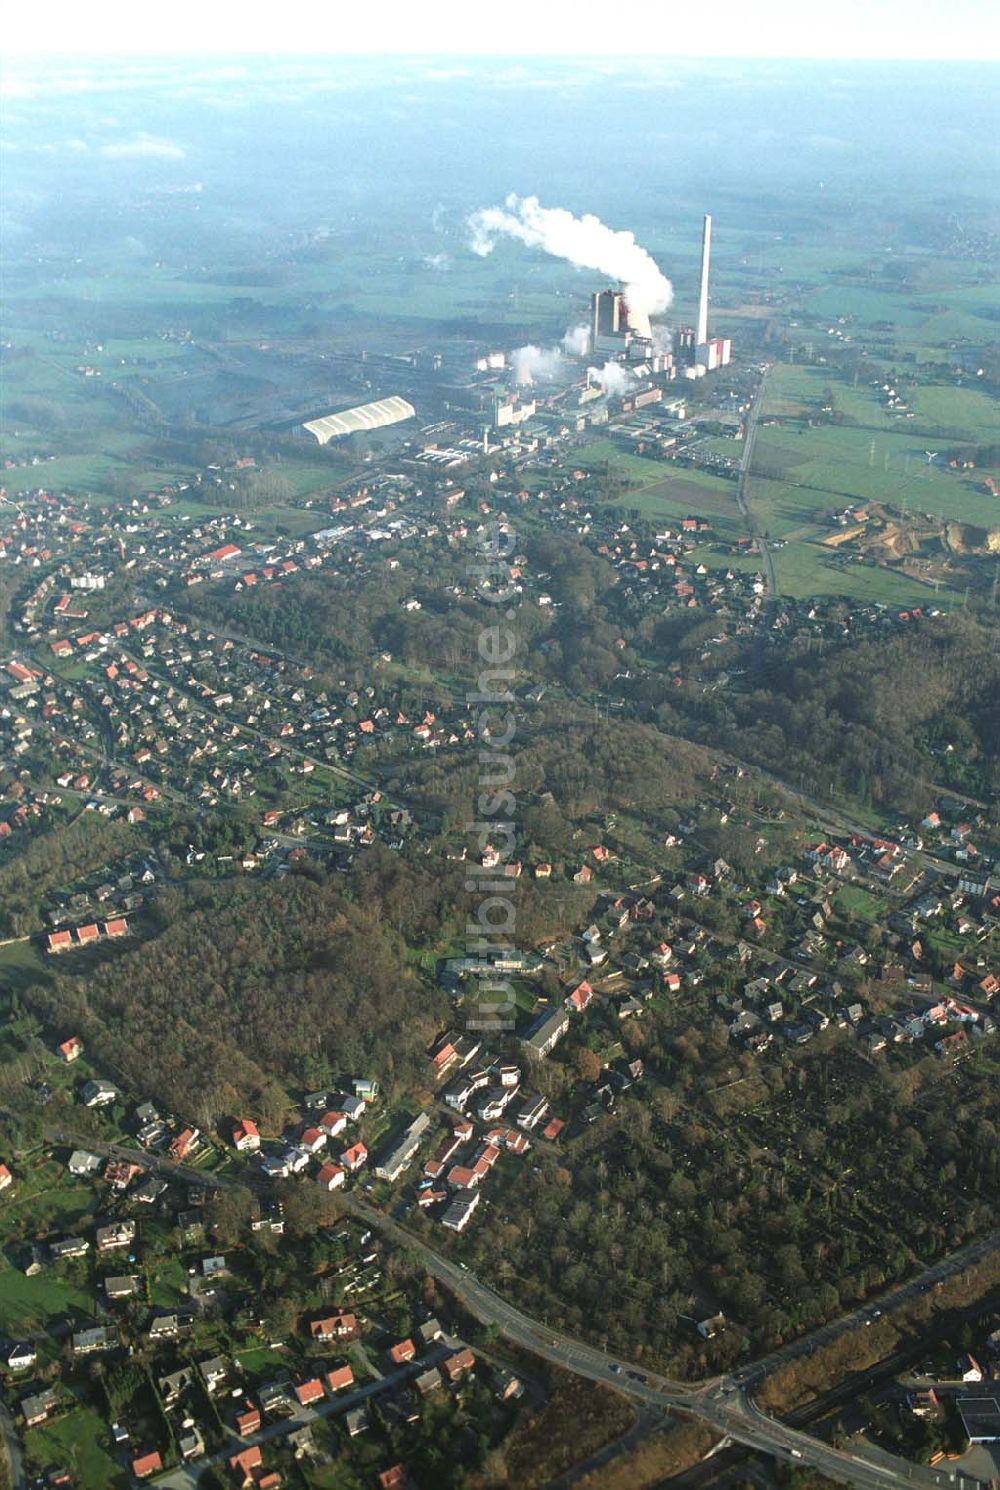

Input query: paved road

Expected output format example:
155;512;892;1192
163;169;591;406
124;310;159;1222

735;370;777;601
340;1197;991;1490
23;1127;997;1490
0;1397;26;1490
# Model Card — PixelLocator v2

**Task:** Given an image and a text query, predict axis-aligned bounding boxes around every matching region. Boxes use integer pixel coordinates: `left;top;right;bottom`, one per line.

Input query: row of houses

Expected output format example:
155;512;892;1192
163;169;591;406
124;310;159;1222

46;917;129;955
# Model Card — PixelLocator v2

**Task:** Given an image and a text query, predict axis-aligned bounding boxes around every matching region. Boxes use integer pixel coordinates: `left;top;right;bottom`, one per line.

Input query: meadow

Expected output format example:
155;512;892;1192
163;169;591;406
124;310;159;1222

733;312;1000;604
574;439;747;536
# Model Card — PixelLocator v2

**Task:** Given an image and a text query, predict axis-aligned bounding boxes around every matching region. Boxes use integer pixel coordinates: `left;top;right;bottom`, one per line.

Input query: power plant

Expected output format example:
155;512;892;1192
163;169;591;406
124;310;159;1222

399;207;737;446
689;212;732;376
587;214;731;378
590;288;653;360
696;212;712;345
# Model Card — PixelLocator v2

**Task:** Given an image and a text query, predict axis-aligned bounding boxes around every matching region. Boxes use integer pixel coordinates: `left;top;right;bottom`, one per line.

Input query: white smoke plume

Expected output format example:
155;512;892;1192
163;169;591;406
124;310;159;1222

470;194;673;317
562;323;590;356
589;361;634;396
511;344;565;385
651;322;674;357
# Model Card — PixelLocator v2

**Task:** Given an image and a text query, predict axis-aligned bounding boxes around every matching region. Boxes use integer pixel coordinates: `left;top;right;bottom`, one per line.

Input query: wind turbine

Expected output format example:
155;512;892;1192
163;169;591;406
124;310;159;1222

924;450;938;465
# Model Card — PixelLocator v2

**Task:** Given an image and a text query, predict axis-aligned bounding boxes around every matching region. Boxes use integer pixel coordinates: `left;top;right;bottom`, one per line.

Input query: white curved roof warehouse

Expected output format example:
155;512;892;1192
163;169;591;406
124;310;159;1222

303;395;416;445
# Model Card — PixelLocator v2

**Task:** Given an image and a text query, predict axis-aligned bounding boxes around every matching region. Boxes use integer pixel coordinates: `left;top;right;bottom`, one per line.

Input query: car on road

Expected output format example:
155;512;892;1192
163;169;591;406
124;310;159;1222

627;1370;646;1382
610;1364;622;1374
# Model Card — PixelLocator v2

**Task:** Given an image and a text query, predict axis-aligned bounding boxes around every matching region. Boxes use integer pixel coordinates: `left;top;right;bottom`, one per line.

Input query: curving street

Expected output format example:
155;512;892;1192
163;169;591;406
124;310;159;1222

22;1123;996;1490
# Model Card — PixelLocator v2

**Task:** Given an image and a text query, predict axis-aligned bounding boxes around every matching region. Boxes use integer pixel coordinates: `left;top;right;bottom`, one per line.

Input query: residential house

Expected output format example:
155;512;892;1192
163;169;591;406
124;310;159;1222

132;1452;163;1480
67;1150;102;1177
235;1406;262;1436
80;1084;118;1108
295;1378;325;1407
169;1126;199;1161
310;1312;357;1343
565;980;593;1014
198;1356;228;1393
95;1220;135;1252
340;1141;368;1173
442;1189;480;1232
72;1325;112;1355
521;1009;569;1059
232;1118;260;1152
21;1389;57;1427
345;1405;372;1437
105;1275;139;1299
317;1163;346;1191
319;1110;348;1139
441;1347;475;1383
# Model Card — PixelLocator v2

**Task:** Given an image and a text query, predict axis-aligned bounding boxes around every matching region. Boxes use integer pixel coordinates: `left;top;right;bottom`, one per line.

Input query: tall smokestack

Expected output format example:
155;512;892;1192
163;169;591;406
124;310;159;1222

697;213;712;346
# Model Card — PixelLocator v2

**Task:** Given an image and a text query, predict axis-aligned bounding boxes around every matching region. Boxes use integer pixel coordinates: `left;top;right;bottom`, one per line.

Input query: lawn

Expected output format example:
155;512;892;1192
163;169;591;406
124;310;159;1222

23;1400;128;1490
0;938;48;993
739;362;1000;603
235;1344;297;1383
833;885;885;924
1;454;128;497
781;424;997;527
0;1255;94;1335
909;383;1000;442
147;1253;191;1310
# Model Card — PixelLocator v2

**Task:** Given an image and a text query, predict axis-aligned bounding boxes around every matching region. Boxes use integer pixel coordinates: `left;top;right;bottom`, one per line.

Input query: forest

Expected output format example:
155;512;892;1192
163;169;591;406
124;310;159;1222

654;613;1000;814
181;513;1000;821
20;854;455;1128
0;813;134;937
444;1007;1000;1375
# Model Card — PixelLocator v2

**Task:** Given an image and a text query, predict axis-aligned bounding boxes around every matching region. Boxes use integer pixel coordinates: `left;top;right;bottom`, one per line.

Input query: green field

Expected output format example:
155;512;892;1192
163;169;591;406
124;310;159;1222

574;439;747;534
24;1400;128;1490
0;1255;94;1335
734;352;1000;603
770;543;959;605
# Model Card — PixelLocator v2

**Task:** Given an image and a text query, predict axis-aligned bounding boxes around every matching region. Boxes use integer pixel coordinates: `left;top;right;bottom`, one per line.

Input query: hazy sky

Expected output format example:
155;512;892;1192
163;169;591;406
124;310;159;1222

3;0;998;61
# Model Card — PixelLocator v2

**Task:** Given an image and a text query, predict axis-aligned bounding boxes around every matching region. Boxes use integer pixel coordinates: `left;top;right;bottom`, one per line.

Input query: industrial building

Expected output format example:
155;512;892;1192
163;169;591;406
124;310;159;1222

492;391;537;429
302;395;415;445
590;289;652;360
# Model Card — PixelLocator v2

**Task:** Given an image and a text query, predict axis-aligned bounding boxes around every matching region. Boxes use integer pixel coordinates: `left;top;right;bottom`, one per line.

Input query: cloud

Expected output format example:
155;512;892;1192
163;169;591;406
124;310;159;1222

99;132;186;160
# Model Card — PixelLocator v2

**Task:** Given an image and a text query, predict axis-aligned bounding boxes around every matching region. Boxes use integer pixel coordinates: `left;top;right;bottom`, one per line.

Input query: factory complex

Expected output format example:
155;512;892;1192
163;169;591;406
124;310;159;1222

298;215;732;454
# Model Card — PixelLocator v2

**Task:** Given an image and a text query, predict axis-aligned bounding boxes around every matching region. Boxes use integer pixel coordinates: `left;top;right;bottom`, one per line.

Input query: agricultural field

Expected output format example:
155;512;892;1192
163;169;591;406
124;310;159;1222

575;439;747;534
